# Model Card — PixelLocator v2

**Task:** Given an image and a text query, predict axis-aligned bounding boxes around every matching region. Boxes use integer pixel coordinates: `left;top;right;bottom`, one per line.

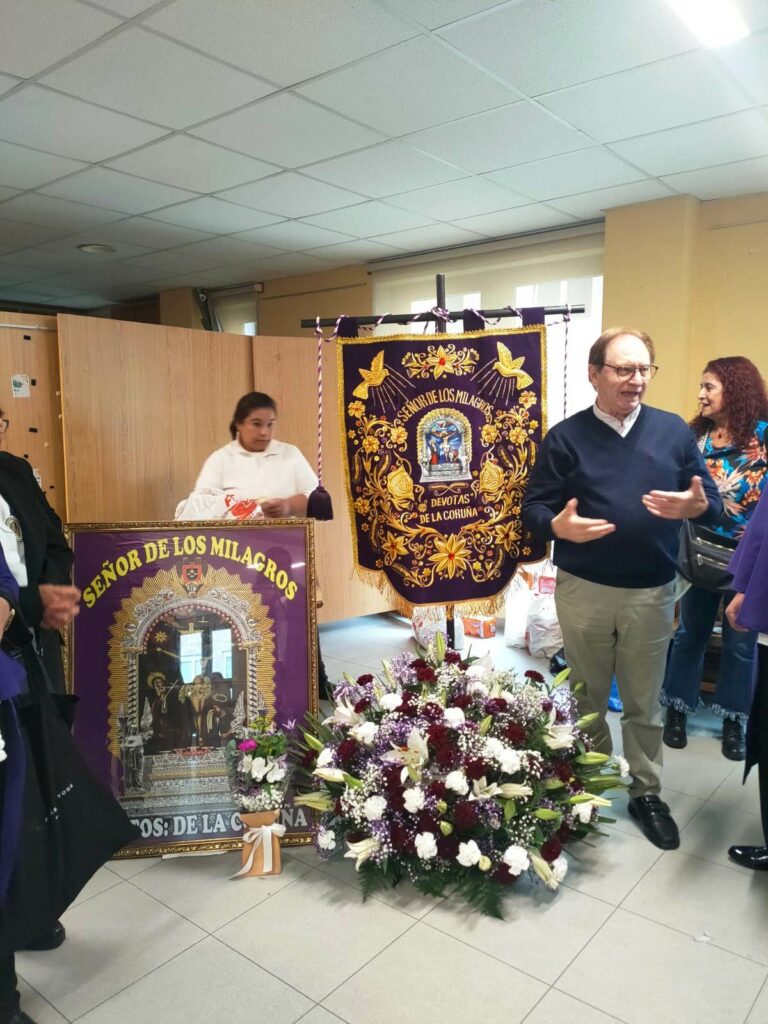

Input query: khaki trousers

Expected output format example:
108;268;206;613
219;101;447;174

555;570;677;798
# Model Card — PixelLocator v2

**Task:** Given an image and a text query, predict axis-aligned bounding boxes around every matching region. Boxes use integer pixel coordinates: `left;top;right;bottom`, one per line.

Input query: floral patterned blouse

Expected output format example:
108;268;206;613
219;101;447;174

701;419;768;539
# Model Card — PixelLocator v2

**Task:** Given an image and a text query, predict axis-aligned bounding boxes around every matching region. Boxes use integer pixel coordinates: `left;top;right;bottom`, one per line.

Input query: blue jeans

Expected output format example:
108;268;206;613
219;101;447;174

661;586;757;721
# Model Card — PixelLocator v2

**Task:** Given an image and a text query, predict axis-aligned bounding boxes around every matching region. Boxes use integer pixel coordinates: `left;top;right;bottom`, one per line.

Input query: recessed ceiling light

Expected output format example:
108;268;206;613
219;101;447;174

664;0;749;48
77;243;116;254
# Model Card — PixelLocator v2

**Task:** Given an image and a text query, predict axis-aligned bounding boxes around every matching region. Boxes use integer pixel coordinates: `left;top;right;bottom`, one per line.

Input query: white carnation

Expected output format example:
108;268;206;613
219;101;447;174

574;801;595;824
351;721;379;746
502;845;530;875
445;770;469;795
483;738;521;775
317;828;336;851
552;855;568;883
363;795;388;822
443;707;465;728
457;839;482;867
316;747;334;768
615;756;630;777
403;786;426;813
379;692;402;712
415;831;438;860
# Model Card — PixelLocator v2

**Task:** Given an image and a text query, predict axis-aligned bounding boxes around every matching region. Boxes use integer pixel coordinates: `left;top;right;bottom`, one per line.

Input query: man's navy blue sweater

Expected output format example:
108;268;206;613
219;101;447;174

521;405;723;588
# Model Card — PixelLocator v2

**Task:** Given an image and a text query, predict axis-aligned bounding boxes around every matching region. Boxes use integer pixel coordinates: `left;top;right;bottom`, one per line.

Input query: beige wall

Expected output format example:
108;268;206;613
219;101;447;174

603;191;768;419
257;265;372;339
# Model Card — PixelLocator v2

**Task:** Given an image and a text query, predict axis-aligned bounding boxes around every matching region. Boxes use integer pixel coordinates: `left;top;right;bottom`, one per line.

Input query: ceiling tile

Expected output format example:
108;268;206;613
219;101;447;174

388;178;529;220
69;217;213;248
6;240;154;264
383;0;513;30
548;180;676;219
660;156;768;200
370;223;485;251
217;172;362;218
0;283;85;301
139;265;262;290
306;238;408;262
609;110;768;178
297;36;518;136
0;220;70;247
145;0;417;85
122;250;226;274
0;0;119;78
107;135;277;192
0;193;124;230
406;102;592;175
0;264;54;287
0;86;168;161
716;32;768;104
302;201;435;237
454;204;577;237
147;197;282;234
191;93;383;168
0;140;86;190
232;221;354;250
304;142;465;199
40;168;198;214
172;236;286;263
249;252;340;277
439;0;696;96
540;51;750;143
484;148;643;201
41;28;275;130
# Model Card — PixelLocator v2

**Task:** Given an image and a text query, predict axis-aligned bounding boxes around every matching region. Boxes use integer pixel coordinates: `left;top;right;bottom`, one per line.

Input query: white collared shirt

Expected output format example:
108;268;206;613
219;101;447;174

193;438;318;500
0;495;27;586
592;401;641;438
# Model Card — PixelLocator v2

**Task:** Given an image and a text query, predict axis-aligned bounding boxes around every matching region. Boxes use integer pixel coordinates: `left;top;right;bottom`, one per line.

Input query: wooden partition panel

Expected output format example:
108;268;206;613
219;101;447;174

58;315;253;522
253;335;391;624
0;310;66;517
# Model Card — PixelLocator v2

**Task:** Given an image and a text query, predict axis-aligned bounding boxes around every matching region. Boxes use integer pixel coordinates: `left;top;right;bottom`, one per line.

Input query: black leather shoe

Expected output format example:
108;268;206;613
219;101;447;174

628;795;680;850
22;921;65;951
663;707;687;749
0;1010;39;1024
722;719;746;761
728;845;768;870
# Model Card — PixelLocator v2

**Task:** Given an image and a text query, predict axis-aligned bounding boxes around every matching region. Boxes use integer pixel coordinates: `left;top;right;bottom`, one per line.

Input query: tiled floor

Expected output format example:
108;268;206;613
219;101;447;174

16;614;768;1024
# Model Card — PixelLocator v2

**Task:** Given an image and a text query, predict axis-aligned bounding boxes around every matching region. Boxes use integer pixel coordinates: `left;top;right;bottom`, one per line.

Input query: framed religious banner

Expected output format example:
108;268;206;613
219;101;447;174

66;519;318;857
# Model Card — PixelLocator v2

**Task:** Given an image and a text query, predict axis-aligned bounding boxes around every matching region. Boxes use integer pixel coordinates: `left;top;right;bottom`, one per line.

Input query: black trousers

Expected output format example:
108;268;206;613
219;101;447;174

0;953;18;1020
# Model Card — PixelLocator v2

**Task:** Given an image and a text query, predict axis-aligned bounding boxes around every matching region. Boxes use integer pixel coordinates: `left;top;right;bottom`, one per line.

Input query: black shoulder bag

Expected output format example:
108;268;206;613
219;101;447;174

677;520;737;593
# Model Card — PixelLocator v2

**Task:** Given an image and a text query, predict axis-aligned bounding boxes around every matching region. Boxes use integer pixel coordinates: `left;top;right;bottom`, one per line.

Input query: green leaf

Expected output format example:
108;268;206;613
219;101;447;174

435;629;446;665
504;799;516;822
552;667;571;687
342;772;364;789
533;808;562;821
478;715;493;736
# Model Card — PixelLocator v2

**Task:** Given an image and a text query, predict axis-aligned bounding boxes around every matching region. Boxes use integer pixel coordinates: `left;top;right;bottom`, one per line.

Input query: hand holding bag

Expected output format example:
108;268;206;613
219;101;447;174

677;520;737;593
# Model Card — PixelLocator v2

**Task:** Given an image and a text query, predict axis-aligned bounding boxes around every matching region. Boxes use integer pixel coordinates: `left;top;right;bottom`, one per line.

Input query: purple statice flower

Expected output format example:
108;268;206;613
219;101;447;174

388;651;419;687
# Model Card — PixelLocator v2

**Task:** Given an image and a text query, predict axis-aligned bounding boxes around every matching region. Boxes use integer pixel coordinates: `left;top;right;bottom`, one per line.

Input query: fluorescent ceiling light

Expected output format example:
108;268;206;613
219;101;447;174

664;0;749;47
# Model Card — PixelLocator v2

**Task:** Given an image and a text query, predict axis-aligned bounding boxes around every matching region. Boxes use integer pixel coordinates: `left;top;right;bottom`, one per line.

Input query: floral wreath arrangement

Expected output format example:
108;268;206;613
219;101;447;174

226;716;292;877
294;636;626;917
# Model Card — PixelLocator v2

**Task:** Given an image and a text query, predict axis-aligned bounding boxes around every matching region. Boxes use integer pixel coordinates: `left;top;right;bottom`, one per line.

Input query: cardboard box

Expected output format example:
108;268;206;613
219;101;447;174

461;615;496;638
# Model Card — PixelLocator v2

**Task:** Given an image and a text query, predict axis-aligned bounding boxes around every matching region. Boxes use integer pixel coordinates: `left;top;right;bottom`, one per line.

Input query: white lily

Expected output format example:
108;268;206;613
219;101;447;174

469;776;502;801
542;710;575;750
498;782;534;799
344;836;380;871
382;727;429;782
529;850;558;890
313;767;347;784
322;697;363;728
316;747;334;768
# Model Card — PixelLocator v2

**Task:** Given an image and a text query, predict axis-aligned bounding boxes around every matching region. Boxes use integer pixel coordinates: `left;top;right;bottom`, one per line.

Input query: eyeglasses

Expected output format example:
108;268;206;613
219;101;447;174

602;363;659;381
0;418;8;434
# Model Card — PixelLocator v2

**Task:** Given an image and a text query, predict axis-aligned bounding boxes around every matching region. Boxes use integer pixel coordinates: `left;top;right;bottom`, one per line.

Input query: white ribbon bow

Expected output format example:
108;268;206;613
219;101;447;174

231;822;286;879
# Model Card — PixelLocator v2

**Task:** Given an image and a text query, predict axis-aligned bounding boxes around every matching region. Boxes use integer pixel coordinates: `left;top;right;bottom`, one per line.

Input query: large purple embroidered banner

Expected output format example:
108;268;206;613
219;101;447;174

338;328;547;611
68;520;317;856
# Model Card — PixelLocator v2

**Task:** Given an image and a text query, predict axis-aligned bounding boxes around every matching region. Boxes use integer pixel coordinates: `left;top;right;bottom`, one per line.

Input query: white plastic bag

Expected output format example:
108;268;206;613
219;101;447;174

175;490;264;521
411;607;447;648
526;593;563;658
504;574;532;647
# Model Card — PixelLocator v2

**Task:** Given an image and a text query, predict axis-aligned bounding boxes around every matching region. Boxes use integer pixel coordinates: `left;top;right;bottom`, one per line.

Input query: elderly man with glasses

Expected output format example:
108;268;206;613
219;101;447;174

522;327;722;850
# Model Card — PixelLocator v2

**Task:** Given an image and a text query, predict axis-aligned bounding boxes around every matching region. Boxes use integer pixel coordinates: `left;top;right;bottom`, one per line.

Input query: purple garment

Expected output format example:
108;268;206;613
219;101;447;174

729;486;768;633
0;546;25;905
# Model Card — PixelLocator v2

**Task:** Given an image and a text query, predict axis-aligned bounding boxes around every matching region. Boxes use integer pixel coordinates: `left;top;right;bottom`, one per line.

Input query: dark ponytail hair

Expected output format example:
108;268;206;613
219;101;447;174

229;392;277;439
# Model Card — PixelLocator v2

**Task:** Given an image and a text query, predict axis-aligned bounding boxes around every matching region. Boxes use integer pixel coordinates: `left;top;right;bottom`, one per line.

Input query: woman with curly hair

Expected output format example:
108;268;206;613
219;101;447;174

662;356;768;759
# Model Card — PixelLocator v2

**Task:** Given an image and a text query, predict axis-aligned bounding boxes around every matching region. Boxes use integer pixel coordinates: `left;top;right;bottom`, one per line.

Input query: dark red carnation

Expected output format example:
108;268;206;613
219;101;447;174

541;699;553;713
504;723;527;746
553;759;572;782
356;673;374;685
422;702;443;721
390;822;415;854
436;745;459;769
301;749;317;769
334;799;343;816
346;830;367;843
450;693;472;710
415;666;437;684
337;738;358;765
354;698;371;713
492;863;521;886
427;723;450;748
540;836;562;862
485;698;508;715
556;822;572;844
427;780;447;800
525;670;545;683
437;833;460;859
444;651;462;665
464;757;489;781
452;800;479;830
459;660;471;671
417;812;439;833
555;707;569;723
410;658;428;669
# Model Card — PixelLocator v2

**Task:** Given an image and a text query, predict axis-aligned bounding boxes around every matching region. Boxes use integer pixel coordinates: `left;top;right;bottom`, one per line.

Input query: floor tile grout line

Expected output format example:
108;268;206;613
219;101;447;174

14;973;74;1024
744;972;768;1023
545;903;622;993
614;905;768;972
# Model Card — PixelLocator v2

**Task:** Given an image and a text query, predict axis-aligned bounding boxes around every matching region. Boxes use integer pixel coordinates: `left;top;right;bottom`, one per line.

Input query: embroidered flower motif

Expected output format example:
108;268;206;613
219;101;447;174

429;533;470;579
